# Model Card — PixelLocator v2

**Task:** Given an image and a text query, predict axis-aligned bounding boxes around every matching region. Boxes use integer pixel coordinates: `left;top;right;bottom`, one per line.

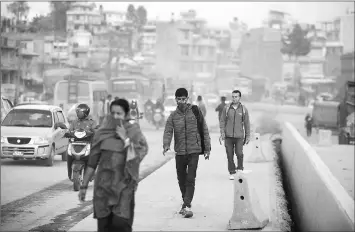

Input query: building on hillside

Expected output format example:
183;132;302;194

239;27;283;83
155;18;217;89
141;21;157;52
66;1;103;34
68;31;93;68
102;10;126;28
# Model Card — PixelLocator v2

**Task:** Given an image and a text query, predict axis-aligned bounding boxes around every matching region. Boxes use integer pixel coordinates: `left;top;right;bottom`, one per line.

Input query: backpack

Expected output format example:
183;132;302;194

191;105;211;154
225;103;247;144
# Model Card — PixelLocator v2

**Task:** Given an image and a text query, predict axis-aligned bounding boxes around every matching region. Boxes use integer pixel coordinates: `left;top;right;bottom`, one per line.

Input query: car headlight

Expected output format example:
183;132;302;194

33;137;49;145
1;136;6;143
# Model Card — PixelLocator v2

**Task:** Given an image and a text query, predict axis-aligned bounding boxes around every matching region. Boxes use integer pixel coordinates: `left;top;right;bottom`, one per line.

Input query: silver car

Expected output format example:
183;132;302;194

1;104;70;166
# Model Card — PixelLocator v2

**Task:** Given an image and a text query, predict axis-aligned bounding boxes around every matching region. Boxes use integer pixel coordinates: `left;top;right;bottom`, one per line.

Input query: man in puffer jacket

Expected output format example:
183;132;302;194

163;88;211;219
219;90;251;180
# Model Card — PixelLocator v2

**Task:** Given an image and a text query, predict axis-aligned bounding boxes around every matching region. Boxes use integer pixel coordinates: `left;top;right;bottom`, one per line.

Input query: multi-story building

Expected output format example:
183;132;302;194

320;11;354;77
66;2;103;35
1;35;20;86
239;27;283;83
68;31;93;68
141;21;157;52
102;10;126;28
155;18;217;88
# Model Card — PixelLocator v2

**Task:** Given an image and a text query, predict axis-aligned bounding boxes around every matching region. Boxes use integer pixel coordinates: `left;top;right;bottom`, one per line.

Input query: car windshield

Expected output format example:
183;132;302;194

1;109;53;127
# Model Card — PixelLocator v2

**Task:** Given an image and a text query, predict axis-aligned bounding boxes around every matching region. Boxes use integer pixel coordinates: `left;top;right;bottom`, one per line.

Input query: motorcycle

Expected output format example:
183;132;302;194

153;108;165;130
130;108;143;124
64;129;94;191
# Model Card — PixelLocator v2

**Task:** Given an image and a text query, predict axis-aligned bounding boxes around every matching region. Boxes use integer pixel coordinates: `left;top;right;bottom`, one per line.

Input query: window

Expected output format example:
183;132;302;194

74;25;79;30
180;45;189;56
209;47;215;56
2;109;53;128
181;30;189;40
56;111;66;123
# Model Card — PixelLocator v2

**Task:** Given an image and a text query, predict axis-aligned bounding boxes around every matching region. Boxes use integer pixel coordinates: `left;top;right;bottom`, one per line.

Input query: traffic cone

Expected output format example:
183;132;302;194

245;133;267;163
227;172;269;230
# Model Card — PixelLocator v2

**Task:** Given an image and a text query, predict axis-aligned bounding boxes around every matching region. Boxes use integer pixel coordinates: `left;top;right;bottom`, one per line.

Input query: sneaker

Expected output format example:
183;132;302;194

178;202;185;214
229;175;235;180
182;206;193;218
237;169;252;174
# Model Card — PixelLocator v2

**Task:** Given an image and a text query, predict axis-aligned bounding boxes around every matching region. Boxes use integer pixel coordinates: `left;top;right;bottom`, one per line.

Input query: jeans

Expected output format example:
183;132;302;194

225;137;244;174
175;154;199;208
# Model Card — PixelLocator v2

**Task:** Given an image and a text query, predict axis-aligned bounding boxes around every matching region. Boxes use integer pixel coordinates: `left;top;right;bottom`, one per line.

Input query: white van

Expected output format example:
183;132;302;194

53;79;107;123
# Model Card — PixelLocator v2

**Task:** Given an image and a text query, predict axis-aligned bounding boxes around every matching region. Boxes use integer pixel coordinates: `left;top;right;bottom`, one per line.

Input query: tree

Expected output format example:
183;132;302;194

126;4;137;22
29;14;54;33
7;1;30;22
281;24;311;59
136;5;147;29
49;1;73;32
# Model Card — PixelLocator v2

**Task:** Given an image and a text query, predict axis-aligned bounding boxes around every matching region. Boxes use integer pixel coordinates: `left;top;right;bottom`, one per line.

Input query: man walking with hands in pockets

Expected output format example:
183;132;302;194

163;88;211;219
219;90;251;180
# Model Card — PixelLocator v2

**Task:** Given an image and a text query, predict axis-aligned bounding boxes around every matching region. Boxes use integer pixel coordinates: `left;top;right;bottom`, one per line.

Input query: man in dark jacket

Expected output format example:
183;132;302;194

219;90;251;180
163;88;211;219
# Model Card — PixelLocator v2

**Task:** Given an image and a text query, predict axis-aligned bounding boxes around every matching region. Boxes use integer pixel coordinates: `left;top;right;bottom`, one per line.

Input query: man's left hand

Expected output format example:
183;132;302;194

245;137;250;145
204;151;210;160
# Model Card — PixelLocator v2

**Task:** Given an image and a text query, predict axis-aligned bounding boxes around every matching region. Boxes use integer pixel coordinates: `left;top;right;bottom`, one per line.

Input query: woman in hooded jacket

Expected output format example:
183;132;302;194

78;98;148;232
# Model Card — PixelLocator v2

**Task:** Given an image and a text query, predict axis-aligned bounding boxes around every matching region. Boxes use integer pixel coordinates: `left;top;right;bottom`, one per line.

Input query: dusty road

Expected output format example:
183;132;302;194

0;128;171;231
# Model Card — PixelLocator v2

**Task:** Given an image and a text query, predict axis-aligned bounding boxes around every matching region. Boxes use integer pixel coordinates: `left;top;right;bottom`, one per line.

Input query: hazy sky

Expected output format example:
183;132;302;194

1;1;354;28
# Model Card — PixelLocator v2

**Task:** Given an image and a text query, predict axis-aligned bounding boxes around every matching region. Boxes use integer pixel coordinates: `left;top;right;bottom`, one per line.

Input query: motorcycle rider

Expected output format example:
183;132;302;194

154;98;165;112
144;98;154;122
130;99;140;118
66;103;97;181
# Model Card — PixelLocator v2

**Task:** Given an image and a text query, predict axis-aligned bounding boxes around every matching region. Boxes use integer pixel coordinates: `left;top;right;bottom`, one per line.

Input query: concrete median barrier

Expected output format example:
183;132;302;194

281;122;354;231
248;102;311;116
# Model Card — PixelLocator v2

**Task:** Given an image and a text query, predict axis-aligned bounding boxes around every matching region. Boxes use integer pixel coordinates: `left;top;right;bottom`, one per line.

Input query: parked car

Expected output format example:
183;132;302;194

1;104;70;166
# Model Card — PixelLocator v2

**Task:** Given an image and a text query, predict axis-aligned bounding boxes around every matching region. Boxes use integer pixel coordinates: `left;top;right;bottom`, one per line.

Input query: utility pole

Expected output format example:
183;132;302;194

15;43;23;105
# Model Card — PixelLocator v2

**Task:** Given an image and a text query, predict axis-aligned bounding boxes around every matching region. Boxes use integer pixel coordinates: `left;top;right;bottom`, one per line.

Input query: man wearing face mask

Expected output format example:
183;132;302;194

163;88;211;219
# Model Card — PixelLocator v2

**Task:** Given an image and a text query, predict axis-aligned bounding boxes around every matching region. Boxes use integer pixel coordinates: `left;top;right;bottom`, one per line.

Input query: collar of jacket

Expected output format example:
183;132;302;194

176;103;192;114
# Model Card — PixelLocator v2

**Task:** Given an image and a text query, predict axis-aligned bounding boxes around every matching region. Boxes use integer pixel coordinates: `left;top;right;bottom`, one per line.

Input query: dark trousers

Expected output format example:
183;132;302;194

175;154;199;208
306;126;312;137
97;213;132;232
67;155;88;179
225;137;244;174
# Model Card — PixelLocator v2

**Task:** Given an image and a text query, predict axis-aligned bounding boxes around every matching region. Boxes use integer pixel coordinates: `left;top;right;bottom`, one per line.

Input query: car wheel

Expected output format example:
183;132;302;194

45;146;55;167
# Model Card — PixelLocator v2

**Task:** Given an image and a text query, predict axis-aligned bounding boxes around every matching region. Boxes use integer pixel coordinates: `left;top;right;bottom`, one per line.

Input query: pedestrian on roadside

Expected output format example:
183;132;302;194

98;97;105;125
104;94;112;115
163;88;211;218
78;98;148;232
215;96;227;121
219;90;251;180
305;113;313;137
196;95;207;118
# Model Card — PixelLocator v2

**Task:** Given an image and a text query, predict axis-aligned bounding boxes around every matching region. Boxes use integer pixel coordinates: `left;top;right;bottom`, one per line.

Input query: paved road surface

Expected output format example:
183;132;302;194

0;129;171;231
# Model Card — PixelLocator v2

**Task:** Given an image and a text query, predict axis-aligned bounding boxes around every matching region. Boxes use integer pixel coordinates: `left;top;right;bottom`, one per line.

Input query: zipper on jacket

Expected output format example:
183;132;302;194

232;108;236;137
184;113;187;154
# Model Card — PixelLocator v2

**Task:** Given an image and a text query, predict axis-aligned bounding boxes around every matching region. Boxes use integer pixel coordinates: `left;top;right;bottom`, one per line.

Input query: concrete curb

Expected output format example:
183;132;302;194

281;122;354;231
